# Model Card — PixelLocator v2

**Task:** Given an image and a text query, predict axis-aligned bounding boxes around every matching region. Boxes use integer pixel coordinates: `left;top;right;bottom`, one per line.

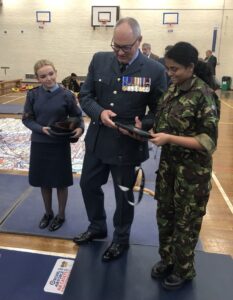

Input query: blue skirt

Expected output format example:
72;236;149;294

29;142;73;188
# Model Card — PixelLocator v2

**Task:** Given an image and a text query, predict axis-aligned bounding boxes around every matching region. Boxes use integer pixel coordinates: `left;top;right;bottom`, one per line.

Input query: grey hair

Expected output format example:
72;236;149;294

115;17;141;38
142;43;151;49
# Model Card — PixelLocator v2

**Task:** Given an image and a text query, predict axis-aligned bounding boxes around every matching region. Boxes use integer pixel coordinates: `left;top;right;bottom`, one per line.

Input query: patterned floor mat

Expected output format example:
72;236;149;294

0;118;86;174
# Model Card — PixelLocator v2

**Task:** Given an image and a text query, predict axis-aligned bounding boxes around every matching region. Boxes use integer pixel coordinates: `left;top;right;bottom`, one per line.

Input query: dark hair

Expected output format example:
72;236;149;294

71;73;77;77
165;42;215;88
165;41;198;67
165;45;173;53
194;60;216;89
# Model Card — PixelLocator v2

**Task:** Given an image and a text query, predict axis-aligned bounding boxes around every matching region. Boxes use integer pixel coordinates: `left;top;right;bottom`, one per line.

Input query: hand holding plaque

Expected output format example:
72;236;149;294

114;121;152;139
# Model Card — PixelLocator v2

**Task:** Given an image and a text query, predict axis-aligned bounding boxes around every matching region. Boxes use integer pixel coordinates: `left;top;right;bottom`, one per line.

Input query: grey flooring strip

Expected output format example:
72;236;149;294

0;186;33;225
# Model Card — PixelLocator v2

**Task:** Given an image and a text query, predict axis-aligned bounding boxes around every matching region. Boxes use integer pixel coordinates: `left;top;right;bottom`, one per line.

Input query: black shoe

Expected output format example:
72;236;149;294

48;215;65;231
73;230;107;245
102;242;129;262
151;261;174;279
162;273;190;290
39;213;54;229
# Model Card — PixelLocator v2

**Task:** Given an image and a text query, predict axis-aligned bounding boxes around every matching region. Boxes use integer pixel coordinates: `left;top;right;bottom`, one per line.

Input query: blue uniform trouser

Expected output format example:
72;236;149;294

80;151;136;244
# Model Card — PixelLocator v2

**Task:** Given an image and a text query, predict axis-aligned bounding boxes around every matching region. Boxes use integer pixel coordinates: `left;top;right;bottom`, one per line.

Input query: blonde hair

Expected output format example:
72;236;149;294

34;59;56;76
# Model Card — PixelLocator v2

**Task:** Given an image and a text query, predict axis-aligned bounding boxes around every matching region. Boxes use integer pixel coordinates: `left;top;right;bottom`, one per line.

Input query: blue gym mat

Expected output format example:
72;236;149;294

0;177;159;246
0;104;23;114
0;173;32;224
64;242;233;300
0;174;202;249
1;244;231;300
0;147;163;246
0;248;74;300
0;146;202;249
0;147;202;250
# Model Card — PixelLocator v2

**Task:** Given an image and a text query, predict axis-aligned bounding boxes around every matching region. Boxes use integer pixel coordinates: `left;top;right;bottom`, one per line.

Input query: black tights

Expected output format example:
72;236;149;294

41;187;68;219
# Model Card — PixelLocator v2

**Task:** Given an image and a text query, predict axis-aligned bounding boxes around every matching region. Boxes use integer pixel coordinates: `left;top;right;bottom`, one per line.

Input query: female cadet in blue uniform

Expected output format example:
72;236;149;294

22;59;84;231
73;17;167;261
149;42;220;290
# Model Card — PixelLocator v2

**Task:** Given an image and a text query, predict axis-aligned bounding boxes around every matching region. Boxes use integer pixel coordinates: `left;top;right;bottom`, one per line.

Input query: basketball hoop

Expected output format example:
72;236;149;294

99;19;108;28
38;21;45;29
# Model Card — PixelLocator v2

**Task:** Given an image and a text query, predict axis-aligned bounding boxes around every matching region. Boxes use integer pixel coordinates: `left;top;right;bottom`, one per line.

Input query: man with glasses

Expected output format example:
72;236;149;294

73;17;167;261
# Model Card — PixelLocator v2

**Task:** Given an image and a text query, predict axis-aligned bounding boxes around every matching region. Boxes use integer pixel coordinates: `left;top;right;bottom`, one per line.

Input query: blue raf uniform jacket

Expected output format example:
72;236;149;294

80;51;167;165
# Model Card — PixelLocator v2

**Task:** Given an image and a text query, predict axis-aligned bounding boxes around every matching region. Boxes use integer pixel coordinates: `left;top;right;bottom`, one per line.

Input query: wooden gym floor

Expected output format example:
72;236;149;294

0;90;232;258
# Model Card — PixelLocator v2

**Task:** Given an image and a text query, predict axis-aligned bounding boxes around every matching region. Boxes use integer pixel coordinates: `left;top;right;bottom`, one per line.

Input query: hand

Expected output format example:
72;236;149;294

134;116;142;129
130;116;145;140
117;116;145;141
100;110;117;128
150;132;170;146
71;127;83;139
42;127;51;135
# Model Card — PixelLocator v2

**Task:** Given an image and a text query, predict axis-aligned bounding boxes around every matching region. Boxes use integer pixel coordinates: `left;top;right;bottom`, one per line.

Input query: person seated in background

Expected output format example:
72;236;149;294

142;42;159;60
62;73;81;93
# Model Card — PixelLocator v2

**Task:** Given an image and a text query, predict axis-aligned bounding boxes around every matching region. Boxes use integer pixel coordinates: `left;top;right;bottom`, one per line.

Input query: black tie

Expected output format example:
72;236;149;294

120;63;128;73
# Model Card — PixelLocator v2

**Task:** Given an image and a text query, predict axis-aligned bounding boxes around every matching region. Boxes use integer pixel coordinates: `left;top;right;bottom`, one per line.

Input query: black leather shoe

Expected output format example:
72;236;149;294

162;273;190;290
48;215;65;231
102;242;129;262
39;213;54;229
73;230;107;245
151;260;174;279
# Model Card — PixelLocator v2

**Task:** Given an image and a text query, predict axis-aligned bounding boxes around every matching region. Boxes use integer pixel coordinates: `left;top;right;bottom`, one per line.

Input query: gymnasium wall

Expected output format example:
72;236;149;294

0;0;232;83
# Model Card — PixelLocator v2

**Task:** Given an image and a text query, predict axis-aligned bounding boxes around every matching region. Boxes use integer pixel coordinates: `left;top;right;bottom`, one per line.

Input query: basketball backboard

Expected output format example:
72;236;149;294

163;12;179;25
36;11;51;23
91;6;119;29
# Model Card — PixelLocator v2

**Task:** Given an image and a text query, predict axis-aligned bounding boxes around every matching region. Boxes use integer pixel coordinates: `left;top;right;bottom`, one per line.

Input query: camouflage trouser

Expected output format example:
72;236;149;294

155;151;212;279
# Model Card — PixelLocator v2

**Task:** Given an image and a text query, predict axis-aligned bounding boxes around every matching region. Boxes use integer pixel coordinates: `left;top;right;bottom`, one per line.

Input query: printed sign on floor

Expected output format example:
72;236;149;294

44;258;74;294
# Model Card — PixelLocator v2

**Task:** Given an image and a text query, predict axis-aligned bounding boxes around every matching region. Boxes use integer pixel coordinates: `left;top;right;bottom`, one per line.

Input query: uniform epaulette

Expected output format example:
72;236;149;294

28;86;40;92
59;84;71;93
60;84;67;90
60;85;75;97
28;85;40;93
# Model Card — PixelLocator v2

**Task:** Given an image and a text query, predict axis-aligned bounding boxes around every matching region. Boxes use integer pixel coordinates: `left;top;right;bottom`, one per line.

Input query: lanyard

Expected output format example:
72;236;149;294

118;166;145;206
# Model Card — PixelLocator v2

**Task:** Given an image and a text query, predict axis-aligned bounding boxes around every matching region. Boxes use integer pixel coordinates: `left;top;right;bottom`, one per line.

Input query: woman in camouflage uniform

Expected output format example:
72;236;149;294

149;42;220;290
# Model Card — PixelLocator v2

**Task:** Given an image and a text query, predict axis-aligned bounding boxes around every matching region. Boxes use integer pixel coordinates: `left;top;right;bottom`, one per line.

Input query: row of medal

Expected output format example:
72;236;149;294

122;76;151;92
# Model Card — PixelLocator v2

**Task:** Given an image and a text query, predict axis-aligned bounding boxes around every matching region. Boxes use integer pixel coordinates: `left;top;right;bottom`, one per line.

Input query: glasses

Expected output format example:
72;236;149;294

110;38;138;53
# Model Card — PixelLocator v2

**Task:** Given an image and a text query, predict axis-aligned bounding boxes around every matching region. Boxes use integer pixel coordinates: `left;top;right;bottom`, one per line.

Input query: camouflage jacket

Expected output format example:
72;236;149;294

153;76;220;156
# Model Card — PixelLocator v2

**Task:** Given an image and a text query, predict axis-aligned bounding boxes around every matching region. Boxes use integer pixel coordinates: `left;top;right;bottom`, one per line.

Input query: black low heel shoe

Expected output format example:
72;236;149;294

49;215;65;231
73;230;107;245
39;213;54;229
102;242;129;262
